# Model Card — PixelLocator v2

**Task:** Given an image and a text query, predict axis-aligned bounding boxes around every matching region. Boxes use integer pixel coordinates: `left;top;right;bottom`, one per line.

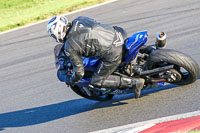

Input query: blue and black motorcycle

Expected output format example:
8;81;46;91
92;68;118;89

54;31;200;101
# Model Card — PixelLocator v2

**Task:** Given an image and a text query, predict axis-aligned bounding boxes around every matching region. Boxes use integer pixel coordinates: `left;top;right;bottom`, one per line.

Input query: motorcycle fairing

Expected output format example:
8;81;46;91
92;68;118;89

123;31;148;63
82;57;99;71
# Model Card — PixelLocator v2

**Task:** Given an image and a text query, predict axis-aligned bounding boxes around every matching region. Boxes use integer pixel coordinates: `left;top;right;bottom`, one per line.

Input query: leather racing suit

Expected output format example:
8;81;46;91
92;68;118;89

63;16;126;85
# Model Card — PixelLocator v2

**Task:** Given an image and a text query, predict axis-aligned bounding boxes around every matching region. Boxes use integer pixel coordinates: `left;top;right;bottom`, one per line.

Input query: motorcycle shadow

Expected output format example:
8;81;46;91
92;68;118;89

0;97;136;131
0;98;97;131
0;84;185;131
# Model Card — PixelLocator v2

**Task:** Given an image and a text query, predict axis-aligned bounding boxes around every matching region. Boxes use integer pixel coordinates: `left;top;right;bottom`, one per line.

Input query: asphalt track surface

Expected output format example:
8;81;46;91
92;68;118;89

0;0;200;132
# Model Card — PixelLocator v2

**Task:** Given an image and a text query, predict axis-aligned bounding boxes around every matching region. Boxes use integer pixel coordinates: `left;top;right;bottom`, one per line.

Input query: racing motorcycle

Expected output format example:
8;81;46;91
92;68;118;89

54;31;200;101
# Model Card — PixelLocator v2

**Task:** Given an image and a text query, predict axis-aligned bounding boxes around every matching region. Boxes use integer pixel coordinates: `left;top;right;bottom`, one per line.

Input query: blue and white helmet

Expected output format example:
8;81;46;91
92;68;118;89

47;16;69;43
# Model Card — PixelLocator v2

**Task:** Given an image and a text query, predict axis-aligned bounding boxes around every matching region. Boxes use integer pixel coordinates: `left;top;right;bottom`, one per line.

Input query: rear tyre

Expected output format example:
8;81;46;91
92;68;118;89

147;49;200;85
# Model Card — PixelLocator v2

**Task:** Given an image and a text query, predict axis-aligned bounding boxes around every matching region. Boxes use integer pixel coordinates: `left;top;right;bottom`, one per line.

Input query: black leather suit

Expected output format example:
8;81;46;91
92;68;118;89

63;16;127;87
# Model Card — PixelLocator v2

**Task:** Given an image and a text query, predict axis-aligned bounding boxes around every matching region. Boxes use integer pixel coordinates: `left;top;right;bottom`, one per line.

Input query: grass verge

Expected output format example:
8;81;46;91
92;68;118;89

188;130;200;133
0;0;109;32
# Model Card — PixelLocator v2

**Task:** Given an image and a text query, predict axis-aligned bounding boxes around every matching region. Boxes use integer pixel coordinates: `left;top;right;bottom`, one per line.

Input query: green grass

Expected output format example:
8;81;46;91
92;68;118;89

0;0;108;32
188;130;200;133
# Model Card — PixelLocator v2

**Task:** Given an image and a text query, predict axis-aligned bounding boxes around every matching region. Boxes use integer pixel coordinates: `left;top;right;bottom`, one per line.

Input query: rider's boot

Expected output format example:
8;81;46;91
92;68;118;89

133;78;145;98
91;75;145;98
119;77;145;98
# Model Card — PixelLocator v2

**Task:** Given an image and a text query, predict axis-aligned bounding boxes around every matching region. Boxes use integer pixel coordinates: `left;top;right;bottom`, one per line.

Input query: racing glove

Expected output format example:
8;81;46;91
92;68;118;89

65;62;76;86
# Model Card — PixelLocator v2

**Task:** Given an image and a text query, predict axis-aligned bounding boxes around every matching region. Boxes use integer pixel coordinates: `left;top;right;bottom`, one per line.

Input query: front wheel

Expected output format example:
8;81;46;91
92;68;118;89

70;85;114;101
146;49;200;85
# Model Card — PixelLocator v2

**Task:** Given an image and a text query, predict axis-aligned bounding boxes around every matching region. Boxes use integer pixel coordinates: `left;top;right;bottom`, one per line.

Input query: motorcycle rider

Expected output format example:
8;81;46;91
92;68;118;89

47;16;145;98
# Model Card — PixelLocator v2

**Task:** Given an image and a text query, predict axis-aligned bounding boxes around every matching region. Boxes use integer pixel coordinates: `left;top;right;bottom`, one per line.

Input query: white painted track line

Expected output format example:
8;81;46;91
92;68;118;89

91;110;200;133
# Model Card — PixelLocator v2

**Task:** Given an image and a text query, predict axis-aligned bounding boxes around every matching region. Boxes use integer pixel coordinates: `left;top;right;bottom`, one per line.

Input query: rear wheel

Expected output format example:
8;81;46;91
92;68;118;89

70;85;114;101
147;49;200;85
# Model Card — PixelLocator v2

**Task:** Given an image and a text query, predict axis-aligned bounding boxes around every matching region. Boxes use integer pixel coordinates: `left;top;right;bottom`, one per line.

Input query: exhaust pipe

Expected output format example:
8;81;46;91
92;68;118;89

156;32;167;49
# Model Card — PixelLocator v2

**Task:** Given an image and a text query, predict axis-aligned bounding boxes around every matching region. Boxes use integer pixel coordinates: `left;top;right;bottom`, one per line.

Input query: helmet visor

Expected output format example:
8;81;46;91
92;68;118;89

48;29;57;42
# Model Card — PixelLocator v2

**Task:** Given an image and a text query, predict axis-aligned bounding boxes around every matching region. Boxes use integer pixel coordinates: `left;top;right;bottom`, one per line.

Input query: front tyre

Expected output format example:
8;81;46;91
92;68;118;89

70;85;114;101
147;49;200;85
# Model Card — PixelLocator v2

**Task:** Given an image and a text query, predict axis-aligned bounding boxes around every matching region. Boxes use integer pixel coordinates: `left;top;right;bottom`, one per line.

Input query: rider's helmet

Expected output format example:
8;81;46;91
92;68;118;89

47;16;69;43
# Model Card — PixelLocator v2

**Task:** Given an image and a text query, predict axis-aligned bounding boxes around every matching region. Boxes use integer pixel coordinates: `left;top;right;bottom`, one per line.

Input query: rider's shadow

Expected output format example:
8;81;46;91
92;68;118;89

0;83;192;131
